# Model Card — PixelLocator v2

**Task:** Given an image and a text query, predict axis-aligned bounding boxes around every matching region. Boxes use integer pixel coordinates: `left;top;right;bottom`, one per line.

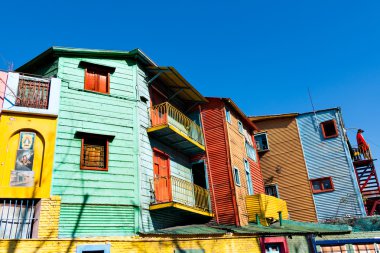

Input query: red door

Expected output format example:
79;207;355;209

153;150;171;202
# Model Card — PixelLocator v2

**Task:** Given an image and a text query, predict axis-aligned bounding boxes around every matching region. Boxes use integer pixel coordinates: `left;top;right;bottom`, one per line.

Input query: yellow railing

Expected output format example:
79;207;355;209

352;146;372;161
150;102;204;145
153;175;210;212
171;176;210;212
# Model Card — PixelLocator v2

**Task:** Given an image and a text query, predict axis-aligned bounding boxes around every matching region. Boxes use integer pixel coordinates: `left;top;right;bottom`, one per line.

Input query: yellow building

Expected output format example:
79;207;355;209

0;71;61;239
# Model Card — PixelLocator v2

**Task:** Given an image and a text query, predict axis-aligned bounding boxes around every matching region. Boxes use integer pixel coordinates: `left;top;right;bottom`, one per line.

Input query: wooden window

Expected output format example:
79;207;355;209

321;120;339;139
245;141;257;162
310;177;334;194
84;67;110;94
80;134;109;171
265;184;279;198
244;159;254;195
233;167;241;186
238;120;243;133
254;132;270;152
319;245;348;253
225;108;231;123
352;244;376;253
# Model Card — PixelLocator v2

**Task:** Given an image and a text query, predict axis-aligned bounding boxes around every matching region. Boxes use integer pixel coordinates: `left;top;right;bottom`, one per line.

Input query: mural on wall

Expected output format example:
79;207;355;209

10;132;35;187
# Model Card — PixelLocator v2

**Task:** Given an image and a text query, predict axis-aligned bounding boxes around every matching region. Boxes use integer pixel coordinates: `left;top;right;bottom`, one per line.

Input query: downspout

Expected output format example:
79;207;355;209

222;102;240;226
308;234;318;253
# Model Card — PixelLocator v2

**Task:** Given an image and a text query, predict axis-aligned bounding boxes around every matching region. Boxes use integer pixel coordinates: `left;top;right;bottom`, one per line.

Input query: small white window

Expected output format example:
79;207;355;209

233;167;241;186
238;121;243;133
245;141;257;162
226;108;231;123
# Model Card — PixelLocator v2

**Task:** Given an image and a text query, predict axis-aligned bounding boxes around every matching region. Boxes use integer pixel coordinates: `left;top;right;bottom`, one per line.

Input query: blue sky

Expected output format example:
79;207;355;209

1;1;379;162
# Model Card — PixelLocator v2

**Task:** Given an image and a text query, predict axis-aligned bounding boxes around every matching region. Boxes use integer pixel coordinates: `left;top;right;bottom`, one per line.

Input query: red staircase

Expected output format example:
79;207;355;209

352;147;380;215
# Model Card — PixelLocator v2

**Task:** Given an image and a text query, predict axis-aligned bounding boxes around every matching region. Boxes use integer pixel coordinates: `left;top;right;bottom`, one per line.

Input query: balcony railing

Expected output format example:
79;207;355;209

15;76;50;109
153;175;210;212
352;146;373;161
150;102;204;145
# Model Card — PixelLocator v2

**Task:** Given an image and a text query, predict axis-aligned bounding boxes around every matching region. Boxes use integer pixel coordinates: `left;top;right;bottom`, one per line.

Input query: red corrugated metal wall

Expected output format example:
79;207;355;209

200;98;239;225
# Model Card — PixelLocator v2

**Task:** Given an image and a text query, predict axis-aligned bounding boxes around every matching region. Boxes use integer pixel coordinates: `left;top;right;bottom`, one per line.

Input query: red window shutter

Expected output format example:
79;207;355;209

85;70;96;91
98;73;108;93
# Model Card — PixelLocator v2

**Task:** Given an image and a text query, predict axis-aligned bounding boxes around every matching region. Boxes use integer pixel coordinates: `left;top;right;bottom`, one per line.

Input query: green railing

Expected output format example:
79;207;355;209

150;102;204;145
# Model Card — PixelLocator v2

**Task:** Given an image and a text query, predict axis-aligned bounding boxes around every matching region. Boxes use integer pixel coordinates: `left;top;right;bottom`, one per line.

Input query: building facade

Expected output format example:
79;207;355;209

0;70;61;239
200;97;265;226
251;108;366;222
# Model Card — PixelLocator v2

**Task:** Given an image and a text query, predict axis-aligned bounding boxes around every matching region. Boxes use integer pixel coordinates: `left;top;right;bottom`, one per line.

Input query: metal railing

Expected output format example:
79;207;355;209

15;75;50;109
152;175;210;212
150;102;204;145
0;199;38;239
352;146;372;161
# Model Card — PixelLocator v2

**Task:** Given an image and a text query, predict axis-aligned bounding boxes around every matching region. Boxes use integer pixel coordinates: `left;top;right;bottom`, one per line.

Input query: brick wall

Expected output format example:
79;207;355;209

36;196;61;239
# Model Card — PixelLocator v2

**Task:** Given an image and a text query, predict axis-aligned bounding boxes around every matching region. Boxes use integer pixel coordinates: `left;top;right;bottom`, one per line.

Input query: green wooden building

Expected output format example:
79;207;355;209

17;47;159;237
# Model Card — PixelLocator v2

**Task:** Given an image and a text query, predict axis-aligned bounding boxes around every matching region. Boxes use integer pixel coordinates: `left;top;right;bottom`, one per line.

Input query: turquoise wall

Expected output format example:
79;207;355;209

50;56;140;237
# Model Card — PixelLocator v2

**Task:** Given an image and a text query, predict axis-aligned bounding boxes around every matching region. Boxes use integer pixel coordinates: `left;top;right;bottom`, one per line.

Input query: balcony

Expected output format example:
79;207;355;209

148;102;205;155
352;146;373;163
2;72;60;116
246;194;289;226
150;176;213;227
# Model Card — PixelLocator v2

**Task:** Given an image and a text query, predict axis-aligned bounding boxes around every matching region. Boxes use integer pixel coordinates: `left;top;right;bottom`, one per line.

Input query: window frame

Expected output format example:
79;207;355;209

80;134;109;171
265;184;280;198
76;244;111;253
245;141;257;162
225;108;231;124
233;167;241;186
254;132;270;152
238;120;243;134
84;66;111;94
310;177;335;194
244;159;254;195
320;119;339;139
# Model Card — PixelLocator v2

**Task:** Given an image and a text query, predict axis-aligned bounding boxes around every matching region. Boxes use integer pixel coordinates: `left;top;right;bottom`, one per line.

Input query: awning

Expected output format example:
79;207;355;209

147;66;207;103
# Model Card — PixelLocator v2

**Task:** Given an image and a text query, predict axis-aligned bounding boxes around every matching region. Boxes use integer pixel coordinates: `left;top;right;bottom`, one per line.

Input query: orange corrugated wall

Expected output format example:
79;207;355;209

200;98;239;225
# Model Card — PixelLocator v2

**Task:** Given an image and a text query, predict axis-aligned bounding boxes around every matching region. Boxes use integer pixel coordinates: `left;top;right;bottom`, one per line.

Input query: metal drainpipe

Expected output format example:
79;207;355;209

308;234;318;253
256;213;261;226
278;211;283;227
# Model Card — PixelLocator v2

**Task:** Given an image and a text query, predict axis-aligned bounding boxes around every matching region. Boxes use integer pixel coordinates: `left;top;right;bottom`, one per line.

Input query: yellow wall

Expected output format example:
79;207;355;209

0;112;57;198
36;196;61;239
0;235;262;253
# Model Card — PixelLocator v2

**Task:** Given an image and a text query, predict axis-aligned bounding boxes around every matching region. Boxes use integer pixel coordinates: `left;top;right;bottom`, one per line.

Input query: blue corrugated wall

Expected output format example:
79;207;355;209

296;108;366;220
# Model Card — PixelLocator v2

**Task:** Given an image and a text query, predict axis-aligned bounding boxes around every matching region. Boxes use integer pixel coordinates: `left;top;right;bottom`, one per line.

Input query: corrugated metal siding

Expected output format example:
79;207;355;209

255;117;318;222
297;109;366;220
59;204;136;238
201;99;237;225
226;107;264;226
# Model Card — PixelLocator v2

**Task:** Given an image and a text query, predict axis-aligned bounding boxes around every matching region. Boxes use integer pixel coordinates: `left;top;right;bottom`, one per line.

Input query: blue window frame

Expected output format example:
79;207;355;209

77;244;110;253
244;159;254;195
226;108;231;123
238;120;243;133
245;141;257;162
233;167;241;186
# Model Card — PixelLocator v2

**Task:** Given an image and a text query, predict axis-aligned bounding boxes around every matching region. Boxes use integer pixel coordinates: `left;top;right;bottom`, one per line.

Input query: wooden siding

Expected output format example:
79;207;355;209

226;105;265;226
200;99;238;225
255;117;318;222
59;203;136;238
137;64;155;232
296;109;366;220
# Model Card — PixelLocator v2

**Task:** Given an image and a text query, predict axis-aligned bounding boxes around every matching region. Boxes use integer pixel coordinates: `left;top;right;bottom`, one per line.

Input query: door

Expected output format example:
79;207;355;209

153;150;171;203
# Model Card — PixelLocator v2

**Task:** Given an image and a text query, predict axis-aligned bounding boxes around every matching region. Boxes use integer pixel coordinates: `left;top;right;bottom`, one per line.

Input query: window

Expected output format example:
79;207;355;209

0;199;38;239
265;184;279;198
80;134;109;171
225;108;231;123
245;141;257;162
319;245;348;253
233;167;241;186
352;244;376;253
77;244;110;253
244;159;254;195
238;121;243;133
310;177;334;193
254;132;269;152
320;120;339;139
84;67;110;94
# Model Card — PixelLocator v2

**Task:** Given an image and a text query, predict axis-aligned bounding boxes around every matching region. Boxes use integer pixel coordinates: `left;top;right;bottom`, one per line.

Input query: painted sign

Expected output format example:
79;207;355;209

10;132;36;187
